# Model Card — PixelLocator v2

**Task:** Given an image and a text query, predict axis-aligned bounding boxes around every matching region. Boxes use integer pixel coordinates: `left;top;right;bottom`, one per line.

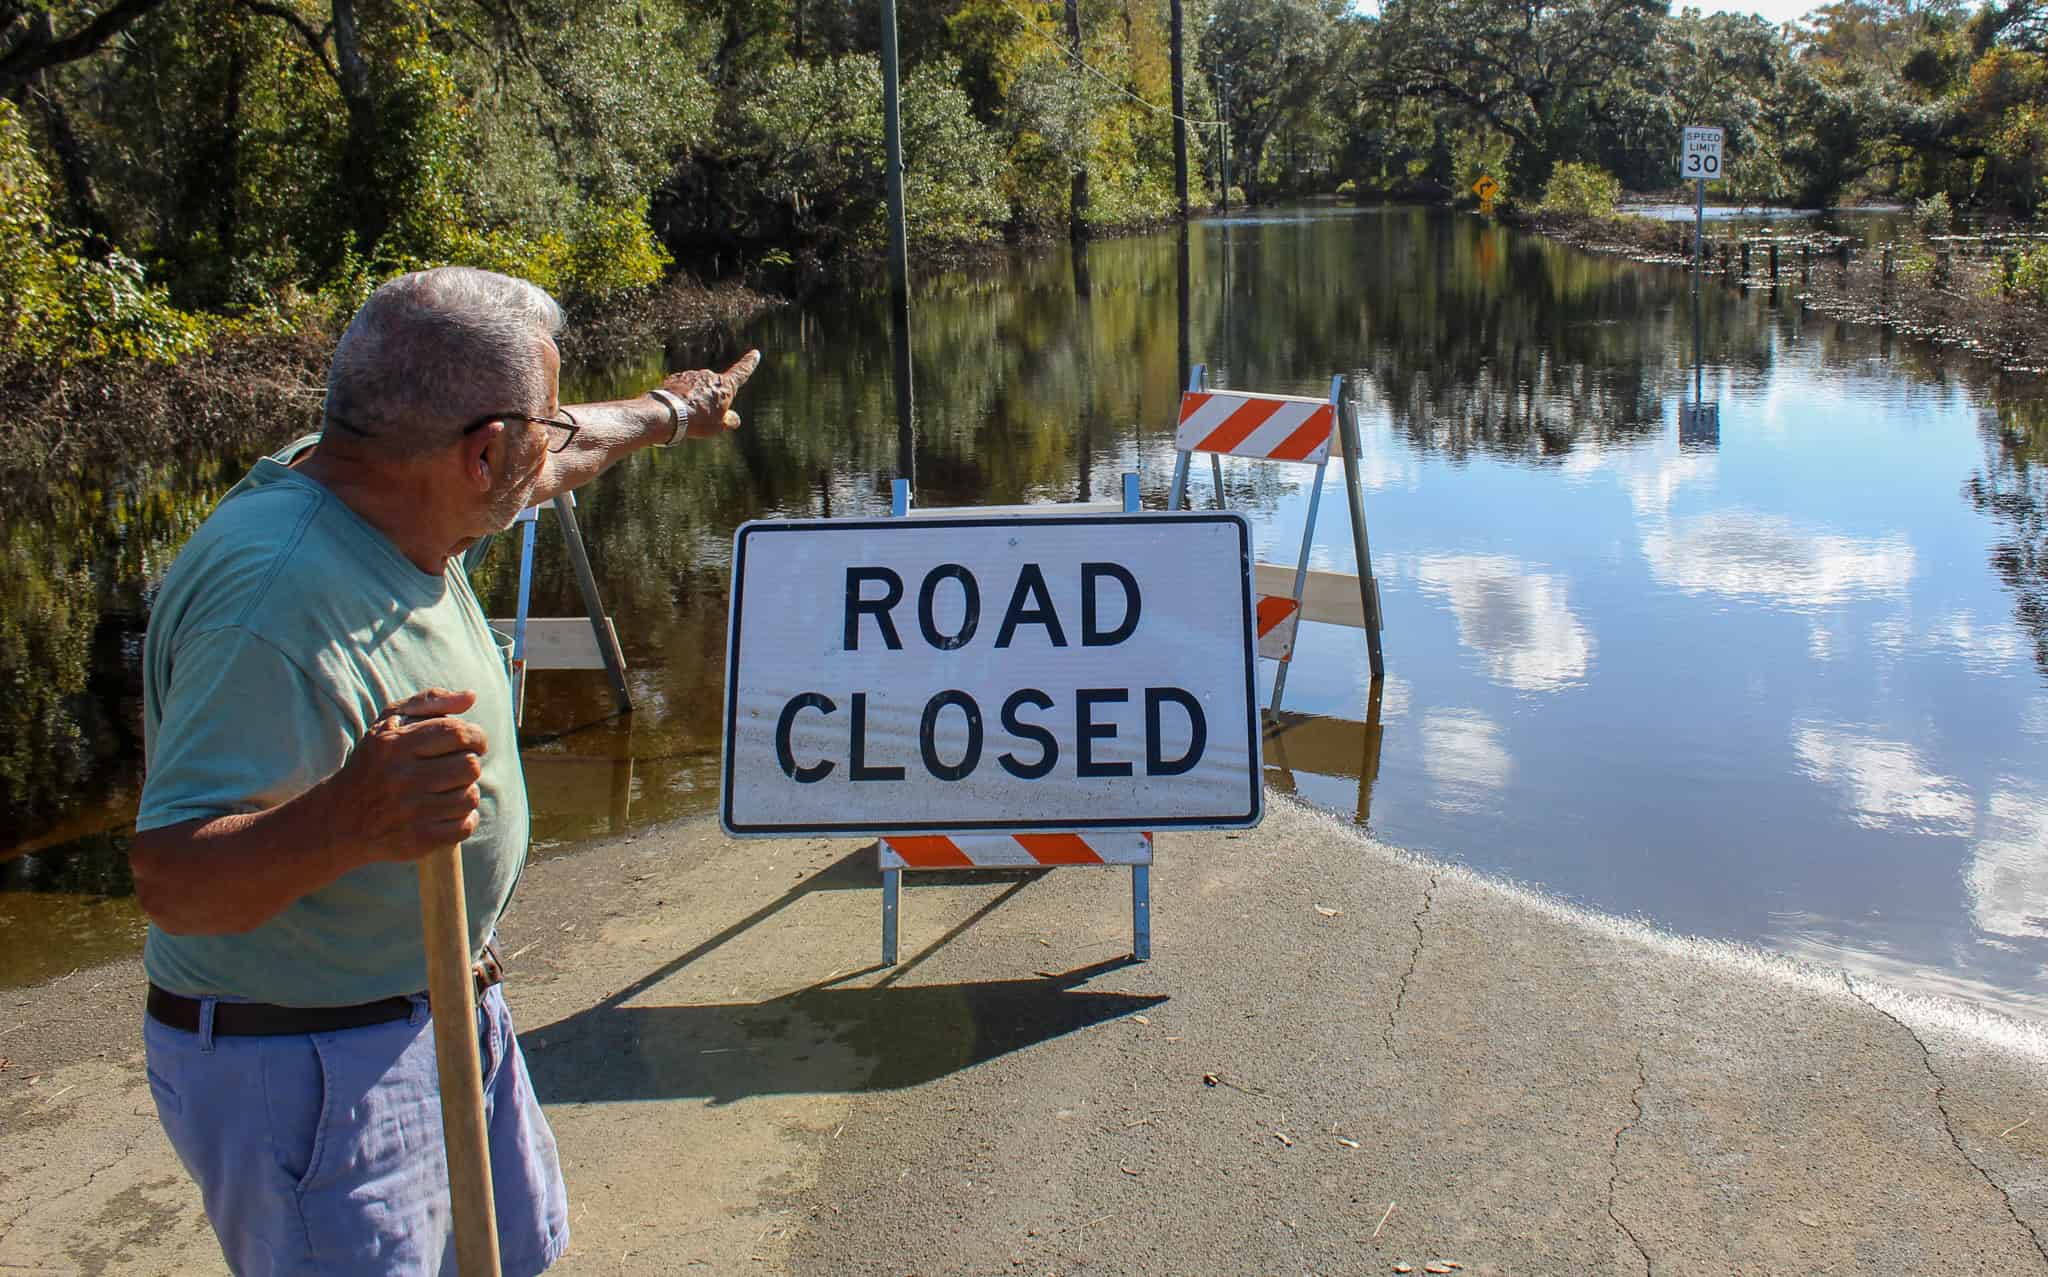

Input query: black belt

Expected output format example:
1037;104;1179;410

147;941;505;1038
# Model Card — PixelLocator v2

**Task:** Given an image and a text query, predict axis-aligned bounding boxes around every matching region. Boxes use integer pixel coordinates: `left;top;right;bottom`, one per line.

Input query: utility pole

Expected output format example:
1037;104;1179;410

1065;0;1090;241
1171;0;1187;218
880;0;915;489
1219;66;1231;214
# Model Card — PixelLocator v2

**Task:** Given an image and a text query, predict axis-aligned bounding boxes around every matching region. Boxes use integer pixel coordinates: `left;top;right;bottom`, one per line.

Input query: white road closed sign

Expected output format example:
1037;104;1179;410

1681;126;1724;180
721;513;1262;836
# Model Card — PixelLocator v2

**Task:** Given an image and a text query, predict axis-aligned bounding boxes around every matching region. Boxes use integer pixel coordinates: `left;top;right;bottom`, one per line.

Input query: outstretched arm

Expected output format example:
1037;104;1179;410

532;349;762;505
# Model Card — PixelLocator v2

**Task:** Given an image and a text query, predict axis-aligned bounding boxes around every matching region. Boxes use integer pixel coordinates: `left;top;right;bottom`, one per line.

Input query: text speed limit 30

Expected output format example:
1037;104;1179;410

720;513;1262;835
1681;126;1724;179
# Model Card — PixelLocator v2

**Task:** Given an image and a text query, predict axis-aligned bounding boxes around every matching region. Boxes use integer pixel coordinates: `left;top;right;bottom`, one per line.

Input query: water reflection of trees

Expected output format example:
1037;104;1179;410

0;463;239;850
1967;396;2048;679
8;208;2048;887
1342;214;1683;461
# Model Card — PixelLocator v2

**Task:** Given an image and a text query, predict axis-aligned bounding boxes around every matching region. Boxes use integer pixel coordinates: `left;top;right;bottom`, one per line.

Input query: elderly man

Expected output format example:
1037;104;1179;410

129;265;757;1275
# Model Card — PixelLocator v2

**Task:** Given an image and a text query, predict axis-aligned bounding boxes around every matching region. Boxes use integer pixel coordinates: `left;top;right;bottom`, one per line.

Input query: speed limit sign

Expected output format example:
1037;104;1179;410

1681;127;1724;180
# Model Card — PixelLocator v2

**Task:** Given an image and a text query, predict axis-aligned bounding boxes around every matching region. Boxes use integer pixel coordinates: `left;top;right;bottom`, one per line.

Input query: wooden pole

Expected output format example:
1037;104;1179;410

418;848;502;1277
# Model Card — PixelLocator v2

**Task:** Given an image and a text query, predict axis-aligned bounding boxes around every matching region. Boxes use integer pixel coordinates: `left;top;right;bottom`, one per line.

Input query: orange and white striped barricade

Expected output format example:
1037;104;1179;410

1167;366;1385;710
878;473;1154;965
487;492;632;724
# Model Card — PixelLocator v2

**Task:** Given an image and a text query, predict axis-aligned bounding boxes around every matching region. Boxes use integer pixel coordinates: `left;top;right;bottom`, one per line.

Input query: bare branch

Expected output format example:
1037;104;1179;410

234;0;340;86
0;0;172;97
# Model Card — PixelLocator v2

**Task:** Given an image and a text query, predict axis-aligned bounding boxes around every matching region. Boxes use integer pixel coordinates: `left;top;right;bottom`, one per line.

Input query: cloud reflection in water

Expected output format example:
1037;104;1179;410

1792;724;1975;835
1644;512;1915;609
1416;554;1595;693
1967;788;2048;941
1422;708;1512;812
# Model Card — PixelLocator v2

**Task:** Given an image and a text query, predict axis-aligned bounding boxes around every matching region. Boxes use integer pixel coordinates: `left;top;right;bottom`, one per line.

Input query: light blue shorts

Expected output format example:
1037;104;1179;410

144;984;569;1276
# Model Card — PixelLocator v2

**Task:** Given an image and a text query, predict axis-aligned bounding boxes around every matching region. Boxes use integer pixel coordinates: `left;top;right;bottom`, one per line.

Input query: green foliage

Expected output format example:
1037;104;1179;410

11;0;2048;383
724;55;1006;253
2002;242;2048;305
1539;162;1621;216
1453;129;1513;203
902;63;1013;242
1915;190;1955;233
0;100;212;367
1377;0;1662;192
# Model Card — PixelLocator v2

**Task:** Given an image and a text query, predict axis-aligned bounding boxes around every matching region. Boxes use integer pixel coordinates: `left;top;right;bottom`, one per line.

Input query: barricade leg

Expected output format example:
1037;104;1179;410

510;513;539;725
1132;864;1151;961
881;866;901;966
552;493;632;714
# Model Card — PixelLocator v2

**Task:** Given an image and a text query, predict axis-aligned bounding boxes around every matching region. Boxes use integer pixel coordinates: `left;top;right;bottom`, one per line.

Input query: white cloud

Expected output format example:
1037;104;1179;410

1644;512;1915;609
1807;620;1835;662
1870;616;1912;656
1618;448;1720;518
1792;724;1974;835
1553;439;1719;516
1969;788;2048;940
1422;708;1512;809
1416;553;1596;693
1926;610;2030;676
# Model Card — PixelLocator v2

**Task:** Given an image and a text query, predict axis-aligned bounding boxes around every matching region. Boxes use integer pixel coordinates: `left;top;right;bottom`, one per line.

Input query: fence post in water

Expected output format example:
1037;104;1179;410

1740;239;1750;277
1769;239;1778;279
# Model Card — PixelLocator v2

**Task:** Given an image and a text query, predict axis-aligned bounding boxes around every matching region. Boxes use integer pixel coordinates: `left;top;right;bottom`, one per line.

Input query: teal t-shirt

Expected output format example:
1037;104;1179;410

138;437;527;1006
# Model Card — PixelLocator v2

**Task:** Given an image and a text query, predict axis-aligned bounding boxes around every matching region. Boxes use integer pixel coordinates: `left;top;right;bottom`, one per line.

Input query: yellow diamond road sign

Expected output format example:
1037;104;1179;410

1472;175;1500;202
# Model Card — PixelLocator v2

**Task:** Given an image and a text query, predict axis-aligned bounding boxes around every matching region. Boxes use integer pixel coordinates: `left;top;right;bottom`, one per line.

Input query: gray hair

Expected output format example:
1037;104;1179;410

323;266;566;457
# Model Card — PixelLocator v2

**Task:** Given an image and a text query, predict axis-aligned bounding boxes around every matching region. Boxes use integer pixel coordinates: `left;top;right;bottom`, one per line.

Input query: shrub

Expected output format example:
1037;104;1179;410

0;100;212;367
1539;162;1622;217
1226;185;1246;207
1336;178;1358;199
1915;191;1954;235
2006;242;2048;305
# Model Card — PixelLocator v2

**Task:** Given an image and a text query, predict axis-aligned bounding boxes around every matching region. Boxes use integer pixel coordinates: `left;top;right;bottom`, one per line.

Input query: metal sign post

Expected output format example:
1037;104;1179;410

1679;126;1724;441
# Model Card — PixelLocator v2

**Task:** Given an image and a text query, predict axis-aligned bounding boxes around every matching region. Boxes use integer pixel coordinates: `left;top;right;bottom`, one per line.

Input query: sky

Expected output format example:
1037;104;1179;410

1686;0;1825;26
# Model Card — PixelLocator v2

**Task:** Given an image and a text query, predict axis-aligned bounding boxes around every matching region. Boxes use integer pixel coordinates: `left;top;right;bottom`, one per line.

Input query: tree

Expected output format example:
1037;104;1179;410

0;0;171;98
1643;10;1797;197
1374;0;1668;192
1368;0;1671;192
1200;0;1347;202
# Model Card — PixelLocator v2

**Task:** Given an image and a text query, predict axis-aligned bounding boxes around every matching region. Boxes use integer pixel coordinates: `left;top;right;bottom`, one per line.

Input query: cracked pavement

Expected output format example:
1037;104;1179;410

3;796;2045;1275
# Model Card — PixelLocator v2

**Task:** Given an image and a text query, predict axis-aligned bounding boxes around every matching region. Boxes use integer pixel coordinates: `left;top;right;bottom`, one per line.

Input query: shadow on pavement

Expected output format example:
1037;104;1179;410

523;957;1163;1105
522;847;1164;1104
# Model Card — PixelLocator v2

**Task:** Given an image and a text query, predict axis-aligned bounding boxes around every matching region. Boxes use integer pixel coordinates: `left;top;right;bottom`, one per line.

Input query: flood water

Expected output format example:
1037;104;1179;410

4;205;2045;1018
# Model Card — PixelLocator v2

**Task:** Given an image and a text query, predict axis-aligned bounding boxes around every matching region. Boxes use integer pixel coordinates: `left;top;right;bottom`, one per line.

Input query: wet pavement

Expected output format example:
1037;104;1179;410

4;798;2044;1275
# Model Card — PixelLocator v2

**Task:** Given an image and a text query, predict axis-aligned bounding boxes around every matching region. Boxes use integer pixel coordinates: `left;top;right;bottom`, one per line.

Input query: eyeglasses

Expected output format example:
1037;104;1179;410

460;408;580;454
327;408;581;454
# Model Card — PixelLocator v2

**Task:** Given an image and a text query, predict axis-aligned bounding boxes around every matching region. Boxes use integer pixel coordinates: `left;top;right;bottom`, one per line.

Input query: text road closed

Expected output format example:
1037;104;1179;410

721;513;1261;835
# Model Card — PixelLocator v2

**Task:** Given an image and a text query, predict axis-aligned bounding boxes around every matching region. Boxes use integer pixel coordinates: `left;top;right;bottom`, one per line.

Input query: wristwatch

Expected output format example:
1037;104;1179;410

646;388;685;446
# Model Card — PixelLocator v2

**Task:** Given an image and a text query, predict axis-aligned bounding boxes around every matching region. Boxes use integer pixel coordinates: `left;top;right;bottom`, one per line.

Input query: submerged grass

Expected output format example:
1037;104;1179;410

1516;208;2048;371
